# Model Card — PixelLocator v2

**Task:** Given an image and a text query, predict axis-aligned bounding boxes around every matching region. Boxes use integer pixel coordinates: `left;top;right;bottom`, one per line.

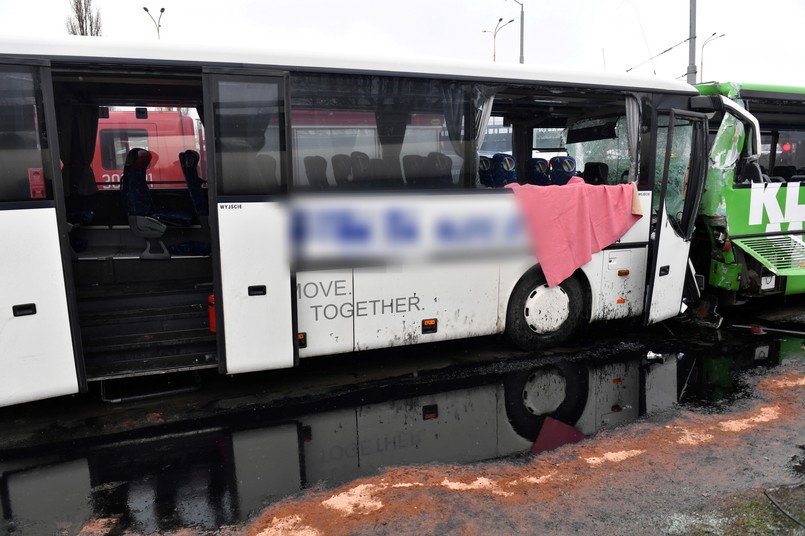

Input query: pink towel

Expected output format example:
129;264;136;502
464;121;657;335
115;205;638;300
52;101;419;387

506;177;643;287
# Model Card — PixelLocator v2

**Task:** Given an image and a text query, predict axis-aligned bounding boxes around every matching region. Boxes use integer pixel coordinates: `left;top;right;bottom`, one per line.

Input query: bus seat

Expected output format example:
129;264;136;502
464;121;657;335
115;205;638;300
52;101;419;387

303;155;329;189
582;162;608;185
524;157;550;186
121;148;169;259
478;155;493;187
426;152;453;188
256;154;279;187
491;153;516;187
737;158;765;183
332;154;353;186
350;151;371;183
403;154;426;187
549;156;576;185
179;150;209;218
772;165;796;181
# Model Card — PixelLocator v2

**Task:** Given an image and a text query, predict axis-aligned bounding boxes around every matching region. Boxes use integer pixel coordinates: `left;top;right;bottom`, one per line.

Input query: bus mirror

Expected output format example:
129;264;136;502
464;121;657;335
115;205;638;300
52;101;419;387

689;95;723;113
135;107;148;119
98;106;109;119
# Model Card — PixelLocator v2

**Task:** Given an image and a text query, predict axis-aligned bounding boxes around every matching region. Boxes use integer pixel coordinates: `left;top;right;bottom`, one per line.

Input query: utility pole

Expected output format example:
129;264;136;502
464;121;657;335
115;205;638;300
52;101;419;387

686;0;697;84
508;0;525;64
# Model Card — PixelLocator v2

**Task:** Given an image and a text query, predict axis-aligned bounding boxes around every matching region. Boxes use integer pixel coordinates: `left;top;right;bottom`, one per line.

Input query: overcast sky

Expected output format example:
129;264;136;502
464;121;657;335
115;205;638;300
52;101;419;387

1;0;802;86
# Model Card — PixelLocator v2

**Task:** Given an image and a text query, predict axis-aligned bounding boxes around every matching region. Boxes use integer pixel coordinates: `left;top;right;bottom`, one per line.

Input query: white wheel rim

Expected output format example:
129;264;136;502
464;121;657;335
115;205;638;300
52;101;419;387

522;368;567;415
523;284;570;334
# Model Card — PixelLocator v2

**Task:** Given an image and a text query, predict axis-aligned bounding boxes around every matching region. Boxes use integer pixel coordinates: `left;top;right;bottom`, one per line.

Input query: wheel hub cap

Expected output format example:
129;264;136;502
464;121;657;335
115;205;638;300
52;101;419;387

523;284;570;334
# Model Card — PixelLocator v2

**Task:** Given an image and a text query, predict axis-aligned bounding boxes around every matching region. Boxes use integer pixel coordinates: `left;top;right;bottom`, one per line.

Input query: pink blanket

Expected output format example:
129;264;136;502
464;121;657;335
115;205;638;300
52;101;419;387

506;177;643;287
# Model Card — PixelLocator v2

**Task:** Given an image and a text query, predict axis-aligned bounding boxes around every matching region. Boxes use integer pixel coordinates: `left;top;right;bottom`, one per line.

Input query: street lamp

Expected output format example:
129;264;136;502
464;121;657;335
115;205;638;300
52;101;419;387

143;6;165;40
700;32;725;83
506;0;525;64
482;17;514;62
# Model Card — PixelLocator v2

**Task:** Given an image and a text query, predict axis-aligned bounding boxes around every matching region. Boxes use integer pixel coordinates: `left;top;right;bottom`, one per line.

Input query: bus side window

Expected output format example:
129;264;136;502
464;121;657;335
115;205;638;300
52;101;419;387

214;78;285;196
0;67;49;202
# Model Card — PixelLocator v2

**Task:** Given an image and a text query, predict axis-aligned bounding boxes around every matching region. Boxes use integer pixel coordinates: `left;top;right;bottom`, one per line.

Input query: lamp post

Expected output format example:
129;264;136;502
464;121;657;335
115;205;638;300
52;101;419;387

507;0;524;64
700;32;725;83
482;17;514;62
143;7;165;40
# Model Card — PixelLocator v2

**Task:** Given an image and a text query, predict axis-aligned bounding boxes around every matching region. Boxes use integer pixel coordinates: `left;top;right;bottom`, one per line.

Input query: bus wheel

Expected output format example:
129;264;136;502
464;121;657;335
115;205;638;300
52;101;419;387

503;363;589;441
506;271;583;350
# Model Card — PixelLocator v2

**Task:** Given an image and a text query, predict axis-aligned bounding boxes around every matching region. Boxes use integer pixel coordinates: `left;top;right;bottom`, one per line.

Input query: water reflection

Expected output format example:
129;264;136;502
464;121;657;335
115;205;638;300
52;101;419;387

0;330;795;534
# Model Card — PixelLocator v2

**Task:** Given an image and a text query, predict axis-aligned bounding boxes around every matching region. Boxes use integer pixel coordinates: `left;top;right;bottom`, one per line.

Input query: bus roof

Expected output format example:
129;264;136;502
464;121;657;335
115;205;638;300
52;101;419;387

0;35;697;95
697;81;805;102
697;82;805;129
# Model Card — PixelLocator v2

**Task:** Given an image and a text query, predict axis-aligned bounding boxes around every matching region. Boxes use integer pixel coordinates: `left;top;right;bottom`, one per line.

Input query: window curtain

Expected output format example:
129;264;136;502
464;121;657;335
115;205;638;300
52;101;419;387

375;110;407;179
57;105;99;196
441;83;497;176
625;94;641;182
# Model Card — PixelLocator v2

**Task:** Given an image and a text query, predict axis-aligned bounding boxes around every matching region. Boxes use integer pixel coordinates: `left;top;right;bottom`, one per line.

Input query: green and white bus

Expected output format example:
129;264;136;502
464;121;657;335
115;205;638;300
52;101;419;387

694;82;805;304
0;36;712;407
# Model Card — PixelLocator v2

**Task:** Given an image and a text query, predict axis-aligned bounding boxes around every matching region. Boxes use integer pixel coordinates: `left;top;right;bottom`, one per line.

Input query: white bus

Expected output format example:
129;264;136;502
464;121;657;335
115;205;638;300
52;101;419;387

0;37;710;407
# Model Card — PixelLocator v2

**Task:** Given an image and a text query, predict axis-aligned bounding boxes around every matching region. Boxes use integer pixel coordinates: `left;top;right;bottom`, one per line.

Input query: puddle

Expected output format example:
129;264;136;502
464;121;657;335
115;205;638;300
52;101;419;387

0;327;797;534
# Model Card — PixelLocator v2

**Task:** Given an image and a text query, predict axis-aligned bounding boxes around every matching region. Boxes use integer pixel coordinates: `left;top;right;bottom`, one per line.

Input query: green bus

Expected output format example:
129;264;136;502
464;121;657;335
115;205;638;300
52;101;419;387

693;82;805;305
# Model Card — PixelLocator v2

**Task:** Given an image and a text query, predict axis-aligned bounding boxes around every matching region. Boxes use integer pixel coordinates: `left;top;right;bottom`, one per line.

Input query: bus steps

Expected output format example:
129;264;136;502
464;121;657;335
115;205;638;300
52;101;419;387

85;347;218;382
76;286;211;314
79;304;209;339
83;327;216;353
98;370;204;404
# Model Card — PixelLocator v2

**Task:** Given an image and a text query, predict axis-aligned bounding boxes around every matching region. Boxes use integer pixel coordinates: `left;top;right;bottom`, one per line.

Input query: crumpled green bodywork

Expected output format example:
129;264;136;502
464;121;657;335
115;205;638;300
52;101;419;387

696;81;742;100
700;113;745;217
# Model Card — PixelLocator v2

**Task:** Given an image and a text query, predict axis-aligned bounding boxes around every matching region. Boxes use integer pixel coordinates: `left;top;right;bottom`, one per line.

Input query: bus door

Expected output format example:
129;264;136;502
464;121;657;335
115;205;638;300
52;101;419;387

203;72;296;374
0;64;84;406
645;109;707;324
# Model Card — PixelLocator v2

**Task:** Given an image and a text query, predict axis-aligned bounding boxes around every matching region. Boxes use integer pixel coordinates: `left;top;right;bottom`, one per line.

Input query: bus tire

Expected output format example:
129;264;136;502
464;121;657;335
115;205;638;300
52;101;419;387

506;270;583;351
503;362;589;442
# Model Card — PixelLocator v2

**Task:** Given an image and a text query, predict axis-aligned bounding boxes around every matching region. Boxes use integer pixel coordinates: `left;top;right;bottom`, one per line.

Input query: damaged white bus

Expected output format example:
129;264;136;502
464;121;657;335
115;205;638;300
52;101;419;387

0;37;710;406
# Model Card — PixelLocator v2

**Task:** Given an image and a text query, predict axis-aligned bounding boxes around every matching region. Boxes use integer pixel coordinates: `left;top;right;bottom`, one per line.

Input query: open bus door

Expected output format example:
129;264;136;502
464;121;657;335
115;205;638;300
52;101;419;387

203;71;296;374
644;109;708;324
0;64;84;406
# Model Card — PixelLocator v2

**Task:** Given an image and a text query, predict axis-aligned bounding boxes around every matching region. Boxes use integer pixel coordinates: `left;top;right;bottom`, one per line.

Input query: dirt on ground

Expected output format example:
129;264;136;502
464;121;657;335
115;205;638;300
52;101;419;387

236;362;805;536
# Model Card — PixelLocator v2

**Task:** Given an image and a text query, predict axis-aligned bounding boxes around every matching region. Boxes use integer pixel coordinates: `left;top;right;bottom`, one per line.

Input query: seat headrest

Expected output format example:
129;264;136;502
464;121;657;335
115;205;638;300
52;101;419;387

583;162;609;184
548;156;576;186
526;158;548;173
125;148;152;171
550;156;576;173
180;150;200;169
428;152;452;172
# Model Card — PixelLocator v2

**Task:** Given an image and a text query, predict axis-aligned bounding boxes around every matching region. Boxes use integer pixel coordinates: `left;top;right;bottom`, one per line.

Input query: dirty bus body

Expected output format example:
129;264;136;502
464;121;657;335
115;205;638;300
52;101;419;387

0;37;708;407
694;82;805;303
